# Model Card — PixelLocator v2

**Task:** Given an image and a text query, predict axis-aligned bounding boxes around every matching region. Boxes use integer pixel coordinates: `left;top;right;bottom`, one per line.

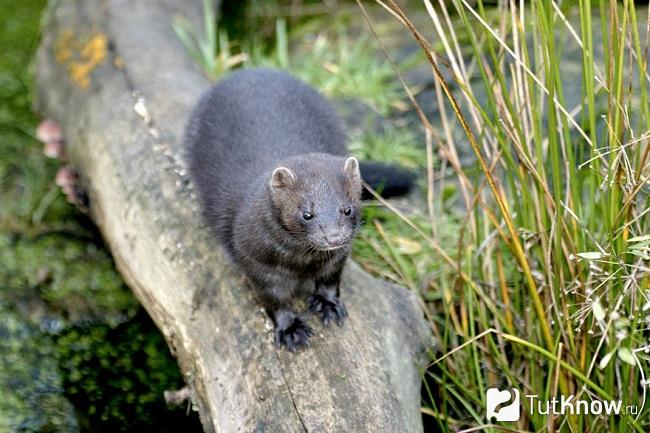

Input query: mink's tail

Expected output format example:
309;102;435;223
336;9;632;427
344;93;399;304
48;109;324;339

358;161;416;200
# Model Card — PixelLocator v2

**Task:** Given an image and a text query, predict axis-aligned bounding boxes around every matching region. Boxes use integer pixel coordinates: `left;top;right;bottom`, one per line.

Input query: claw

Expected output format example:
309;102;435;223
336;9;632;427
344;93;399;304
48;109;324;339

274;316;313;352
308;294;347;327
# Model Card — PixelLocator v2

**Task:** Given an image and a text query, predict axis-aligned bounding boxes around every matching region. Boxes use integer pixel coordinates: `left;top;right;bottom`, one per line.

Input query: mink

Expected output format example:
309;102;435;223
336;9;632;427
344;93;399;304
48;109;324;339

185;68;413;351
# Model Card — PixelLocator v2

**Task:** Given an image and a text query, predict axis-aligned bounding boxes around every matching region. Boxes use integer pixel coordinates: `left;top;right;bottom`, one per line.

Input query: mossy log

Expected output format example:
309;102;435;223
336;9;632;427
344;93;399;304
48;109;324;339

35;1;431;432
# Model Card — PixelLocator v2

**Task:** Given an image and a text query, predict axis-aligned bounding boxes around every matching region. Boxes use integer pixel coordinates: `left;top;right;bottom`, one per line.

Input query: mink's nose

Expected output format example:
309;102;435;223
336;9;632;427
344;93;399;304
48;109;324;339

325;231;345;247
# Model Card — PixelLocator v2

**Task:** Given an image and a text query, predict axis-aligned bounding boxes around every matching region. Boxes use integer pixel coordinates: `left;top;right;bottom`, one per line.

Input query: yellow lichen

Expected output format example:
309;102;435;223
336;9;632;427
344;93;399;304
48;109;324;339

55;29;75;64
54;30;107;89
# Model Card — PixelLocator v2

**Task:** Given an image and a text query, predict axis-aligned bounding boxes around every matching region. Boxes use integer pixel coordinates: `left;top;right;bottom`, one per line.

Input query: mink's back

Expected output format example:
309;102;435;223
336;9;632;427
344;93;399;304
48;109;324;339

185;68;347;246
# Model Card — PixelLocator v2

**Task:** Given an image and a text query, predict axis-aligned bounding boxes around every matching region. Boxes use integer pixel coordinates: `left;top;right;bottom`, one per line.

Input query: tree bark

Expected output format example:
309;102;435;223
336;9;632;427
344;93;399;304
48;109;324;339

35;1;431;432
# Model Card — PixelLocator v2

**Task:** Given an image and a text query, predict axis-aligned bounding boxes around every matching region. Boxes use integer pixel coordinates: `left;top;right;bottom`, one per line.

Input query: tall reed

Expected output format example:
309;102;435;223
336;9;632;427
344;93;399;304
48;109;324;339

361;1;650;431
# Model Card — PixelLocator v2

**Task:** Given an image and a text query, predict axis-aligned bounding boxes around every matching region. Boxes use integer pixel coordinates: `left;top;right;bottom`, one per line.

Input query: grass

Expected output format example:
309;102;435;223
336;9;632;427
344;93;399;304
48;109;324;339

348;125;424;169
356;0;650;432
172;0;248;80
173;0;416;116
246;17;414;115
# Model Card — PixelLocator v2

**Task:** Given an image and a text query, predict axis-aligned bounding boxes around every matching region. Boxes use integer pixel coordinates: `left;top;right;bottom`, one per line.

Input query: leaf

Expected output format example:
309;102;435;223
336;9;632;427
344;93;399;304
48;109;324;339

576;251;607;260
617;348;636;366
592;300;606;321
627;235;650;243
629;250;650;260
393;237;422;255
629;240;650;250
423;291;442;301
598;351;614;369
442;184;457;205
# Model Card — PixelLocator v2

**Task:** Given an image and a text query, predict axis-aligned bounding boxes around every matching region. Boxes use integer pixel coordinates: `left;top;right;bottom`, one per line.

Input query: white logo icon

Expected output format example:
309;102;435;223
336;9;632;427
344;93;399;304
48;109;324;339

486;388;521;422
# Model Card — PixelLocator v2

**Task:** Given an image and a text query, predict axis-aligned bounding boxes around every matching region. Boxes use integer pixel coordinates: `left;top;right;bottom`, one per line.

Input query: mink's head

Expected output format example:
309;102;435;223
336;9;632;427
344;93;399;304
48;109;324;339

269;154;362;252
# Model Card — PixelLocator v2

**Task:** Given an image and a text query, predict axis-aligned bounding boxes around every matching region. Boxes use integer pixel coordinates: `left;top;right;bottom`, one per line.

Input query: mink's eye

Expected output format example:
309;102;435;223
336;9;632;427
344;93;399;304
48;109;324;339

302;211;313;220
343;206;353;216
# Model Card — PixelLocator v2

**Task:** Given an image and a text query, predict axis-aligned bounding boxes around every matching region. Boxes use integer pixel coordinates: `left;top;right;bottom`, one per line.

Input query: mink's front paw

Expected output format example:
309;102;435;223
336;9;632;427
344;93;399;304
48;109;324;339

274;316;314;352
308;293;348;327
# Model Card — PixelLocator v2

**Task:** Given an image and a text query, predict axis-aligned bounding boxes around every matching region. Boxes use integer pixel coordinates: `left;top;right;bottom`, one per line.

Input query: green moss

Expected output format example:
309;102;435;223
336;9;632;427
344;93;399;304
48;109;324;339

0;308;78;433
54;312;201;433
0;232;139;325
0;2;201;431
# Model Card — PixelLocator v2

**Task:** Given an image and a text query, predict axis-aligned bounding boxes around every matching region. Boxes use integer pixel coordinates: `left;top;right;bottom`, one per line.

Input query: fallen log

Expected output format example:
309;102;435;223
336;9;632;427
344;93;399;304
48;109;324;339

35;1;431;432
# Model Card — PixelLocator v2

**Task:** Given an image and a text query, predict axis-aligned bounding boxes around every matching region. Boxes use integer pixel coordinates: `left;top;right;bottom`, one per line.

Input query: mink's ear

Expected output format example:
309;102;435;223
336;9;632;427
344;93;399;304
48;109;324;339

344;157;361;181
270;166;295;189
